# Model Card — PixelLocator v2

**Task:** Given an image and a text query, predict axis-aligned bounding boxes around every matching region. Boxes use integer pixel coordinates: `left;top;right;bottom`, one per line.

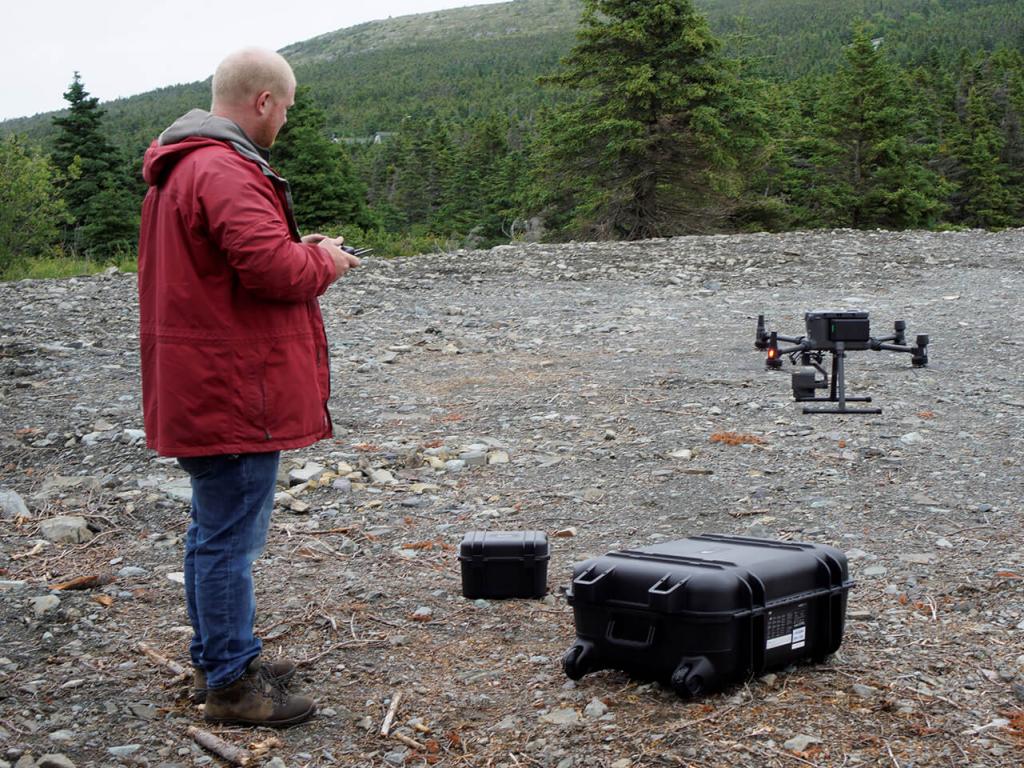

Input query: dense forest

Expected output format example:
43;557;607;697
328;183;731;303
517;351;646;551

1;0;1022;274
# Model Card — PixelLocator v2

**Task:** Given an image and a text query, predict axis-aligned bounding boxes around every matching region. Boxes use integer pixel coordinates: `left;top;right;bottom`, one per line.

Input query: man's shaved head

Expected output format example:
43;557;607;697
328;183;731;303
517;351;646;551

212;48;296;109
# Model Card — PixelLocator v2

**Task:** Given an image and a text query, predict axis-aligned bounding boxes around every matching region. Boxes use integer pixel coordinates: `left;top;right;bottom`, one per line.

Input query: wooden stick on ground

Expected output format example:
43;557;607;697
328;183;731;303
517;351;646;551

392;732;426;751
380;691;403;737
138;642;188;678
188;726;252;766
50;573;113;590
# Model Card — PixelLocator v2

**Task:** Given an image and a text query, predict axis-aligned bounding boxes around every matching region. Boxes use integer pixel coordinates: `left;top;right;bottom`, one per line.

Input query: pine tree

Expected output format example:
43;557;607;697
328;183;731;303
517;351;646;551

533;0;767;239
51;73;138;258
807;27;950;229
272;87;376;233
51;73;120;226
947;86;1014;227
442;114;517;242
384;117;455;232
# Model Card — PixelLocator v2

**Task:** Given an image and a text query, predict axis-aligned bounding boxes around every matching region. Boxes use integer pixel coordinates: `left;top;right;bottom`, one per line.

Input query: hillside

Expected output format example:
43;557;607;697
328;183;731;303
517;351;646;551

2;0;1021;146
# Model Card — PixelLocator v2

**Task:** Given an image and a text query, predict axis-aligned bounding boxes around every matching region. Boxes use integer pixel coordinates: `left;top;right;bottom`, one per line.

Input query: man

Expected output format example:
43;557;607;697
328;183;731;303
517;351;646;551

137;47;359;727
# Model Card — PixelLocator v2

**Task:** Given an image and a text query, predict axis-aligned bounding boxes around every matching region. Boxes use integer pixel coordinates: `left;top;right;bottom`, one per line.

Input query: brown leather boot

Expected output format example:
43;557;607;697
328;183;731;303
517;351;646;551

203;658;316;727
193;658;297;704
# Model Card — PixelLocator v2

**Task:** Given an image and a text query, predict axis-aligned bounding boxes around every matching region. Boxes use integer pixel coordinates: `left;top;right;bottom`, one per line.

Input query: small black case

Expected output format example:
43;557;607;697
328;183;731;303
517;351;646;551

459;531;550;599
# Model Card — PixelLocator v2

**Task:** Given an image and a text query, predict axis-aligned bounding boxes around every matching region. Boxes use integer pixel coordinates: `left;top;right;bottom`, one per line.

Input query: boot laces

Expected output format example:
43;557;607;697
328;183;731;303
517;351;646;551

257;663;290;704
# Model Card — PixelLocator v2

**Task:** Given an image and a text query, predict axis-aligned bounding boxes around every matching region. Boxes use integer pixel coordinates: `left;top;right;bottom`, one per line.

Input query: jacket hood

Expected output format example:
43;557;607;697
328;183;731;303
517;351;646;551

142;109;273;187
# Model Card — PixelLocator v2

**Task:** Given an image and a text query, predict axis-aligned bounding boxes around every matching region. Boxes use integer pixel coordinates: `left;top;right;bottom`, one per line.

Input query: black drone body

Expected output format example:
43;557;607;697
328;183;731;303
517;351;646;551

755;310;929;414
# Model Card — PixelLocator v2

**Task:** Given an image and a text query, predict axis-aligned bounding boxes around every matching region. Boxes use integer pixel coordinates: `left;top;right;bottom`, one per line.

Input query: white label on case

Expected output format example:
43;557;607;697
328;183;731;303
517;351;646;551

792;625;806;649
766;634;791;650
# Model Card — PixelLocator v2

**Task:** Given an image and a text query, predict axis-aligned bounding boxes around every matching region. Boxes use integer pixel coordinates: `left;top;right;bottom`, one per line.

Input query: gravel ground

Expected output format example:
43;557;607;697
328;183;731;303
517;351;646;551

1;228;1023;768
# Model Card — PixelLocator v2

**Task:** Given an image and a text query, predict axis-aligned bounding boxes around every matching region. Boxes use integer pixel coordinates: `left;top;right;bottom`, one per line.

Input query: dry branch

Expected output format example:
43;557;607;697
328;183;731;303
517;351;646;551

188;726;251;766
50;573;113;590
138;642;188;678
380;691;403;737
392;732;427;751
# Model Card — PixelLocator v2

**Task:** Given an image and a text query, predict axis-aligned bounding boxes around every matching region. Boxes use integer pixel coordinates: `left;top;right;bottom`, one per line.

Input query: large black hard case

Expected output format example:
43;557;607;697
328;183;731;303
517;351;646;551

563;534;852;697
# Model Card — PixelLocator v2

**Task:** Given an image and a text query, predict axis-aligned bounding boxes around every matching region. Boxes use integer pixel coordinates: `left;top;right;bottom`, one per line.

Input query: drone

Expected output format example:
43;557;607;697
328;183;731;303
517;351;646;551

755;310;929;414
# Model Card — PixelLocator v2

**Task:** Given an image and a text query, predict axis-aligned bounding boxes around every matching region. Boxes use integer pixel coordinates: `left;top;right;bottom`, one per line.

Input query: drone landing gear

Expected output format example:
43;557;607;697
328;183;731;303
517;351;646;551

794;342;881;415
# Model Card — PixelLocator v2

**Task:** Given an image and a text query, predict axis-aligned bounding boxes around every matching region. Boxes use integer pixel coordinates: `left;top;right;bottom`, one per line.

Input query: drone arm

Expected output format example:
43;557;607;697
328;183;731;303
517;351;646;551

774;341;811;356
870;333;929;366
870;341;916;354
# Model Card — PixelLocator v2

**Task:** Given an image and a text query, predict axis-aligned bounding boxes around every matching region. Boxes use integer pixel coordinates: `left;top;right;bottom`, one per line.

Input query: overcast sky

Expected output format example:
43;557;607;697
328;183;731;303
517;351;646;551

0;0;509;121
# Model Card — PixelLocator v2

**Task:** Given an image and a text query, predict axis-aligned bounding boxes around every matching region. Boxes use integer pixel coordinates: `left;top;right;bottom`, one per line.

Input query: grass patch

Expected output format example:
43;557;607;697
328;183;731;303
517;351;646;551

1;254;138;282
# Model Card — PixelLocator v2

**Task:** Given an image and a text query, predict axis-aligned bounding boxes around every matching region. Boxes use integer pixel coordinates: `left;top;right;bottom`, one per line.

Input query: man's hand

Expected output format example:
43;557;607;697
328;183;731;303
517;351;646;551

301;233;340;246
316;237;360;280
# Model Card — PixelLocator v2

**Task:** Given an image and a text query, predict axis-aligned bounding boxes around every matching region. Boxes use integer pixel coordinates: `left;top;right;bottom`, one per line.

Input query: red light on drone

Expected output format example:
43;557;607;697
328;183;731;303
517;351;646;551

767;347;777;359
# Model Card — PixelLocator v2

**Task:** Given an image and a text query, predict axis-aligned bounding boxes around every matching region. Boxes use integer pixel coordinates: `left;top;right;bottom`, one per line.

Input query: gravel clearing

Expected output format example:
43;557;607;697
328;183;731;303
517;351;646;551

1;228;1023;767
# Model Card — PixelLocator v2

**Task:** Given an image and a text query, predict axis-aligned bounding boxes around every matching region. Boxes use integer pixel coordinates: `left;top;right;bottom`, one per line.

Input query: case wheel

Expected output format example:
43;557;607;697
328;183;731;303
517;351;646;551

670;656;715;699
562;640;595;681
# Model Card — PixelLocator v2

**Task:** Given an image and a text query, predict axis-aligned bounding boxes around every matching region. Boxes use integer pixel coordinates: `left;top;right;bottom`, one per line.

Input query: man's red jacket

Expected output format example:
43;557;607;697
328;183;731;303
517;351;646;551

138;110;337;457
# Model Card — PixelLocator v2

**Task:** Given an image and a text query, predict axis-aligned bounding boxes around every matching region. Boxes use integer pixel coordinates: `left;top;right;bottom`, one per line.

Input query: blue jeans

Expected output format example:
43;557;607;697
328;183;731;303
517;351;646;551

176;451;280;689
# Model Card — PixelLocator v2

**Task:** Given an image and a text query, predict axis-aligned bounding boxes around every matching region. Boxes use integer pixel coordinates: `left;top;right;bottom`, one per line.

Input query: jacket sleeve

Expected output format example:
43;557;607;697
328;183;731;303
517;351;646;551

196;151;337;302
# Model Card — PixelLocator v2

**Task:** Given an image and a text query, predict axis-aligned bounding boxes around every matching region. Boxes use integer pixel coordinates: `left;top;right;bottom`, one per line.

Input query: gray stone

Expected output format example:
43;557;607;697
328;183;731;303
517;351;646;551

783;734;821;752
290;462;326;485
369;468;397;485
539;708;580;726
583;698;608;718
122;429;146;444
127;703;159;720
47;730;75;742
116;566;148;578
37;756;77;768
159;478;193;504
107;745;141;758
38;476;101;499
38;516;94;544
0;488;29;520
32;595;61;616
487;451;510;465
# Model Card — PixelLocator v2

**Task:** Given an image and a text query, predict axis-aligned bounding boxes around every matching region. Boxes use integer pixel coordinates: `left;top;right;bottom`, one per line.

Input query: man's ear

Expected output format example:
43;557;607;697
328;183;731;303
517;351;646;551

256;90;272;115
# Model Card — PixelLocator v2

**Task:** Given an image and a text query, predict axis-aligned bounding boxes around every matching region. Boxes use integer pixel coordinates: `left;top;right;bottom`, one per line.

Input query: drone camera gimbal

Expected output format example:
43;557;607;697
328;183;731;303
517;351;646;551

755;311;929;414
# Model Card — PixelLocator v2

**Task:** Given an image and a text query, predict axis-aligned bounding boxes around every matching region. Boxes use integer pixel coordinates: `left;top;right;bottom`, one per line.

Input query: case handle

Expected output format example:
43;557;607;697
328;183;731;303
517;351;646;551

605;620;656;649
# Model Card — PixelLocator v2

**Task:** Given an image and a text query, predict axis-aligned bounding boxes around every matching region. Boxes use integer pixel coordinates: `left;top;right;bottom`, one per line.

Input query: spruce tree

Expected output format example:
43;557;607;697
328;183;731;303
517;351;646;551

948;86;1014;227
384;117;454;232
51;73;138;258
807;27;949;229
534;0;766;239
51;74;119;226
272;87;376;233
442;114;516;242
